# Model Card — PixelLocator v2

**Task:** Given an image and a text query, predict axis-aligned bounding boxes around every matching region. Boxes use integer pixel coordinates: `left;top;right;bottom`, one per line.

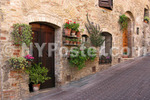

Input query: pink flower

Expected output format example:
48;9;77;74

25;54;34;60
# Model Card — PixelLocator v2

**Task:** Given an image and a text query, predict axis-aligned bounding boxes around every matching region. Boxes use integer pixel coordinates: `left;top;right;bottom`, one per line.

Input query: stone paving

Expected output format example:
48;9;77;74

28;55;150;100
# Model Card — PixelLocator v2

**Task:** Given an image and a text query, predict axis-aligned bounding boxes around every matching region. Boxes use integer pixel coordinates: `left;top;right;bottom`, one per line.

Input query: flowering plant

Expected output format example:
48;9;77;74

106;56;110;59
71;22;79;31
64;21;72;29
25;54;34;61
8;57;28;69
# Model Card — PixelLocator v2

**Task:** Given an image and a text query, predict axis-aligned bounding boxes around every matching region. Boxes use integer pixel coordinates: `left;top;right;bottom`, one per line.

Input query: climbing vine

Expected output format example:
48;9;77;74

119;14;128;30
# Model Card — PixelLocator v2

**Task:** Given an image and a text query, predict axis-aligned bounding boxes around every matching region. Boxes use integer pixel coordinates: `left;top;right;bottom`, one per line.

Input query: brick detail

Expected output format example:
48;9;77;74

3;90;15;99
13;52;19;56
14;50;20;53
0;37;6;40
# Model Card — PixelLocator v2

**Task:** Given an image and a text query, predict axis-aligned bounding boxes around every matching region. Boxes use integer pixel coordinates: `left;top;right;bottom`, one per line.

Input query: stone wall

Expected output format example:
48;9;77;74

0;0;150;99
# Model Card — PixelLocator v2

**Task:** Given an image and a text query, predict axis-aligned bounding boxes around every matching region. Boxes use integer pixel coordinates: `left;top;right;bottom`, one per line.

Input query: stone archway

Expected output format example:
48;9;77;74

125;11;135;58
27;15;64;87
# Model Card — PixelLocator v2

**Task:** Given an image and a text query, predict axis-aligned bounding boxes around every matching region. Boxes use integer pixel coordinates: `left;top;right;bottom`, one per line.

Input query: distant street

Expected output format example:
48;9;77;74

29;55;150;100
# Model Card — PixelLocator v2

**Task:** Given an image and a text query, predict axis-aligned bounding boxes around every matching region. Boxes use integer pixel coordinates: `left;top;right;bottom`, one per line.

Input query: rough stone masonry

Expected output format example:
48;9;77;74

0;0;150;99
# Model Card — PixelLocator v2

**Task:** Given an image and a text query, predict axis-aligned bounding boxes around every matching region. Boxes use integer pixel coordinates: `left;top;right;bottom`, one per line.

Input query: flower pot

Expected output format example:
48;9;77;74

73;42;77;45
69;41;73;44
65;40;69;44
144;20;148;23
77;42;80;45
71;30;76;37
76;31;80;37
64;28;71;36
33;84;40;92
122;55;128;58
72;30;76;33
71;33;76;37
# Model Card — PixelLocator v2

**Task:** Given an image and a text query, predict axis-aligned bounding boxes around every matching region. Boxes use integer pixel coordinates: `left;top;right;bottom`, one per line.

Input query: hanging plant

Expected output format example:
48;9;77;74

119;14;128;30
12;23;33;47
8;57;28;70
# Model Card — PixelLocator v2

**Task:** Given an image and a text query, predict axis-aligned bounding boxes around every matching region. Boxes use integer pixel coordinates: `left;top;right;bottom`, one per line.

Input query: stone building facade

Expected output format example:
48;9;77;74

0;0;150;99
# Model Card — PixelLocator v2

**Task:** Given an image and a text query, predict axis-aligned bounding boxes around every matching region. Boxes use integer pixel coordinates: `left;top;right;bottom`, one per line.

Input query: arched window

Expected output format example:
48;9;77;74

99;32;112;64
82;35;89;43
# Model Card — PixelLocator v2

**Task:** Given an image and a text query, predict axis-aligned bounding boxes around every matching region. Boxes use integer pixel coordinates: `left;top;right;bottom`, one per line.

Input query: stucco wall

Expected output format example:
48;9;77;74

0;0;150;99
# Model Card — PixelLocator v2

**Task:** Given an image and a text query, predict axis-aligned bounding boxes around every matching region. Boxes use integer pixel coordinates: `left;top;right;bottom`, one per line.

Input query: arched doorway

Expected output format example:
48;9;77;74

100;32;112;64
30;22;55;91
125;11;135;58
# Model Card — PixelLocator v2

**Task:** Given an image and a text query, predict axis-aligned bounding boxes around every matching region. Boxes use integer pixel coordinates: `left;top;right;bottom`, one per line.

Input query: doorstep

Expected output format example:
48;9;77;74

24;87;62;100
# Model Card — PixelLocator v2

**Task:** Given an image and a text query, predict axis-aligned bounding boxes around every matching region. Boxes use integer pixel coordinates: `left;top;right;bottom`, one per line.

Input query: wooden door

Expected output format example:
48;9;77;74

30;23;55;89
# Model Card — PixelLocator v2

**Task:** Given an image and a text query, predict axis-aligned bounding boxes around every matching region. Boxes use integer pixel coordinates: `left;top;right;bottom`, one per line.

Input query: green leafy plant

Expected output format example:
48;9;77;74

64;21;72;29
69;48;96;70
119;14;128;30
25;63;51;85
144;16;150;22
72;39;78;42
71;22;80;31
12;23;33;47
8;57;28;69
85;14;104;47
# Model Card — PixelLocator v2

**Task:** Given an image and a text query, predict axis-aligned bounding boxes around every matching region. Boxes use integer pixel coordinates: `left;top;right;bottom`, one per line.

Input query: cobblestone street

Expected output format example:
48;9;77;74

29;55;150;100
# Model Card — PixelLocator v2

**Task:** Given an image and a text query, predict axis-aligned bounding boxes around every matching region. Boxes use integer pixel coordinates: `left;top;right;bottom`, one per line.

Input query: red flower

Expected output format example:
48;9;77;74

66;22;69;24
70;20;72;22
66;27;69;29
74;22;76;24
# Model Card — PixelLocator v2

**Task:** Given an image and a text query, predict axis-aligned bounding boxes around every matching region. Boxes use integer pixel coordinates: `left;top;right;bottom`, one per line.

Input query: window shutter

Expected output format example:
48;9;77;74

99;0;113;10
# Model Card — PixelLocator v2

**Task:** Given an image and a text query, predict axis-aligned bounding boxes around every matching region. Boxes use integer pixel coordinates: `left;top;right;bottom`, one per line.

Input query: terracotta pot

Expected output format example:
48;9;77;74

76;31;80;37
73;42;77;45
33;84;40;92
77;42;80;45
122;55;128;58
64;28;71;36
144;20;148;23
14;44;20;47
69;41;73;44
72;30;76;33
65;40;69;44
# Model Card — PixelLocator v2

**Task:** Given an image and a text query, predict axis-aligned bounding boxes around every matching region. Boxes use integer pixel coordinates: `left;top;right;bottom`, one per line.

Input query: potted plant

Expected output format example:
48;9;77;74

72;39;77;45
77;40;81;45
71;22;79;37
122;52;128;58
12;23;33;47
8;57;28;70
144;16;150;23
65;38;69;44
64;21;72;36
25;63;50;92
76;29;84;38
69;39;73;45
